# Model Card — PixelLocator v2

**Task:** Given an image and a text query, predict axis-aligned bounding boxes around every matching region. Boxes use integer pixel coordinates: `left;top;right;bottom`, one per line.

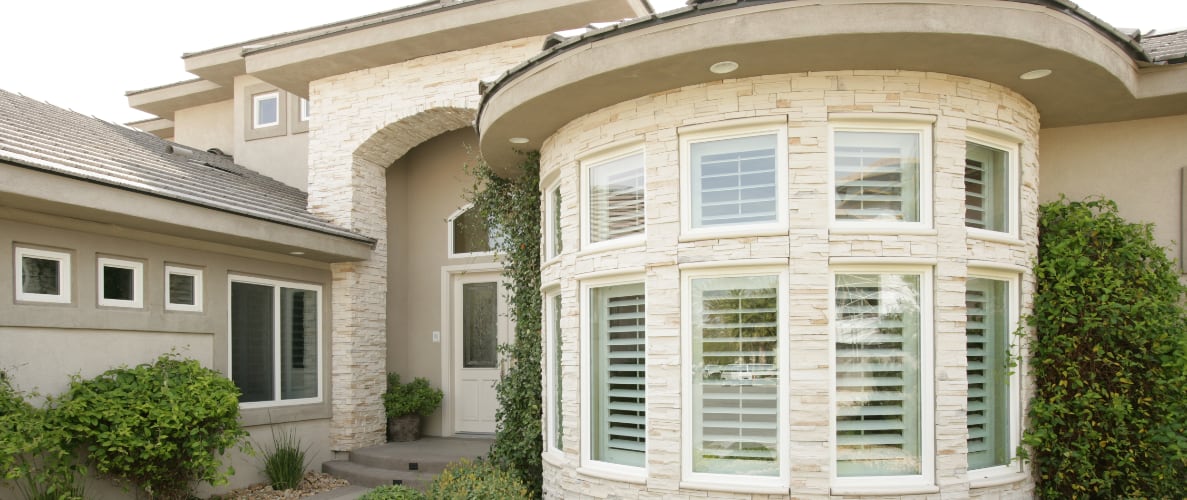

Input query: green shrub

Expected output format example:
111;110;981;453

53;354;248;500
383;374;444;417
424;458;529;500
1025;198;1187;498
259;427;309;491
359;484;425;500
0;376;85;500
466;152;543;496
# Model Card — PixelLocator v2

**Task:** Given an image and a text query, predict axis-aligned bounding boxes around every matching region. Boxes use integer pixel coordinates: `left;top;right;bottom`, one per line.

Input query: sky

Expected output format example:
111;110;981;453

1;0;1183;125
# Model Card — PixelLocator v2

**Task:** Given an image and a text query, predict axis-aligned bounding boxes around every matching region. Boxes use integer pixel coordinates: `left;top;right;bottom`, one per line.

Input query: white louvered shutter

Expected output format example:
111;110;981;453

691;134;778;227
965;142;1009;232
966;278;1010;469
592;284;646;467
834;131;919;222
589;153;645;243
692;276;779;476
835;274;921;477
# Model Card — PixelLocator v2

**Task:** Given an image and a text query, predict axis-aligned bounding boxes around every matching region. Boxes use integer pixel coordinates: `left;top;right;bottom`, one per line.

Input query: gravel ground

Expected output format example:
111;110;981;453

212;472;351;499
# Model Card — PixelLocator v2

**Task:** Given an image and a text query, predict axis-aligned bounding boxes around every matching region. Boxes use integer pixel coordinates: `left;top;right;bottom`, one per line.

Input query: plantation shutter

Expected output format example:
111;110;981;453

964;157;988;229
966;278;1010;469
693;276;779;476
592;283;646;467
589;153;645;243
965;142;1010;232
691;134;778;227
835;274;921;477
552;294;564;451
834;131;919;222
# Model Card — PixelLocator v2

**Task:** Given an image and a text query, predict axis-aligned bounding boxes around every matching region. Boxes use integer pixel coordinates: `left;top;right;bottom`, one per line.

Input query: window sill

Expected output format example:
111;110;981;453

967;229;1025;246
969;469;1028;489
239;401;331;427
680;479;787;495
541;450;565;468
576;236;644;258
577;464;646;484
678;224;788;243
830;226;937;236
830;483;939;496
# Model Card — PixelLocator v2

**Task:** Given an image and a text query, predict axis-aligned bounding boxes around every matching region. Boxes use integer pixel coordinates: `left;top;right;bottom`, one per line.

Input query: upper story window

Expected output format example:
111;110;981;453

546;182;563;259
230;275;321;407
252;91;280;129
965;137;1017;236
966;275;1020;475
165;265;203;312
448;204;500;257
14;246;71;304
583;150;645;247
690;133;781;228
584;281;646;471
298;98;310;122
97;257;143;308
832;123;931;226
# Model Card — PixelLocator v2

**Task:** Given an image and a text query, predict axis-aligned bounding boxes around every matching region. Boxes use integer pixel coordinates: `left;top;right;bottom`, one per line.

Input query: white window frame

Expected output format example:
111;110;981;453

97;257;143;309
298;97;310;122
544;178;564;261
579;273;647;482
965;130;1021;240
966;269;1023;483
829;265;935;491
447;203;496;258
828;117;934;231
252;91;280;129
14;246;71;304
679;118;788;240
580;144;646;251
228;274;324;409
544;288;564;456
680;264;790;492
165;264;203;312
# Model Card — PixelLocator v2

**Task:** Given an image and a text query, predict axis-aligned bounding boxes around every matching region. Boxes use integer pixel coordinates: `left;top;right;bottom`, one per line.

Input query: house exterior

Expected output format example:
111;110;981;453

3;0;1186;498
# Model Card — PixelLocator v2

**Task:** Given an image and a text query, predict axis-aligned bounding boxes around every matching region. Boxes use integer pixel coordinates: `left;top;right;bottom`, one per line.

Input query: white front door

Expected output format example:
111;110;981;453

452;273;509;434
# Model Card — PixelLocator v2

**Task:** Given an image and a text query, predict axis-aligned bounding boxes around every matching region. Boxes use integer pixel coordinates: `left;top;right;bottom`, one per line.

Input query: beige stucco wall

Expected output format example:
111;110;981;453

538;70;1039;498
1040;114;1187;262
232;75;310;190
173;99;235;157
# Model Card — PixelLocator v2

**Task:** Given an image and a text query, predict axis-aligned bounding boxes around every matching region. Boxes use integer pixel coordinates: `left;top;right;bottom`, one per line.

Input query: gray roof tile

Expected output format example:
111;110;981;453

0;89;372;244
1141;30;1187;63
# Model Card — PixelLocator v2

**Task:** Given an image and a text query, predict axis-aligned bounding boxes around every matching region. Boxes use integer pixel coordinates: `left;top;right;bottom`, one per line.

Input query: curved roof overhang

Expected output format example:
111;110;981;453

478;0;1187;171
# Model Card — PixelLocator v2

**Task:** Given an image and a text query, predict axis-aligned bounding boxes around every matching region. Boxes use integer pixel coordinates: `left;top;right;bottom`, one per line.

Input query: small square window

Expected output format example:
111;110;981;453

165;265;203;312
690;133;779;228
298;98;310;122
253;92;280;129
97;257;143;308
14;246;71;304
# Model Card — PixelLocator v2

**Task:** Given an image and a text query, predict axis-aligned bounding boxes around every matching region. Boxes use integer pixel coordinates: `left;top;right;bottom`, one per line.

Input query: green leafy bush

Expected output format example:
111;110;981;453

466;152;543;496
260;427;309;491
0;376;84;500
424;458;529;499
1025;197;1187;498
384;374;444;417
359;484;425;500
53;354;248;500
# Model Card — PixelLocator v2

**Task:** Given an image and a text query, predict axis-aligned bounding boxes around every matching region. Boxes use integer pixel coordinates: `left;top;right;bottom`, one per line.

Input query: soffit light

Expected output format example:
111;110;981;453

1020;69;1053;80
289;251;305;256
709;60;739;74
509;137;530;144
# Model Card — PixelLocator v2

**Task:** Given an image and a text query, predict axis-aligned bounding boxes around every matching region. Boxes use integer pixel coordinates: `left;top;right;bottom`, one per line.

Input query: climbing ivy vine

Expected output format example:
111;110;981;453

1025;197;1187;498
465;151;543;497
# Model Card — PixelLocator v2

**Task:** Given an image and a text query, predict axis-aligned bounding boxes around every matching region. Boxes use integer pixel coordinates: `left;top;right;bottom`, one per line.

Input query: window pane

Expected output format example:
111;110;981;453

452;207;494;254
967;278;1011;469
835;131;920;222
169;273;195;305
692;275;779;476
965;142;1009;232
463;282;498;368
232;282;274;403
102;266;134;301
590;283;646;467
589;153;644;243
835;273;921;476
692;134;778;227
21;256;60;295
255;95;278;126
281;287;318;400
552;294;564;451
551;187;563;257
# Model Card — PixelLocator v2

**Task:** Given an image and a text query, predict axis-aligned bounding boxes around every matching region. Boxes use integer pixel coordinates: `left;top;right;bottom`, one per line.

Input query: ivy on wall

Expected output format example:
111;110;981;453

465;152;543;497
1025;197;1187;498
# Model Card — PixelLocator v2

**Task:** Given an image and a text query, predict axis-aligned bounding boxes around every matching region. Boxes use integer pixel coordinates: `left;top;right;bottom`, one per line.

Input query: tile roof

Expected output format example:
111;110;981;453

1141;30;1187;63
0;89;372;243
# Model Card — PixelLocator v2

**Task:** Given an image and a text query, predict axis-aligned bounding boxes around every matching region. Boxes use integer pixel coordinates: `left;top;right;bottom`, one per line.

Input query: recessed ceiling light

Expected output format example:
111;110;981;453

509;137;530;144
1020;69;1053;80
709;61;739;74
289;251;305;256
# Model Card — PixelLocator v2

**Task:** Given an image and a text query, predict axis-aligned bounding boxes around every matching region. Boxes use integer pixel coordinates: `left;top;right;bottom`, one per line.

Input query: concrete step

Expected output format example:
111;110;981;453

345;436;493;474
304;485;372;500
322;460;438;490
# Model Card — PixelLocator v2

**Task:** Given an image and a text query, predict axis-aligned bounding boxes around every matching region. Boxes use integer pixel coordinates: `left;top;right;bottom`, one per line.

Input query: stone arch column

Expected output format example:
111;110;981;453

308;106;477;451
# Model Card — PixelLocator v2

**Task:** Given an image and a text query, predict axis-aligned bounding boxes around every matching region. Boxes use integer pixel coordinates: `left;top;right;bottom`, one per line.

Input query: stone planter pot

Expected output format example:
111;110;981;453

387;414;422;442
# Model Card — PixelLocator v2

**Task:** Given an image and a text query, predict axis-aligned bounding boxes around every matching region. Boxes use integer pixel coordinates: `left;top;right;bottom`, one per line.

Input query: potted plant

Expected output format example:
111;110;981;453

384;373;443;442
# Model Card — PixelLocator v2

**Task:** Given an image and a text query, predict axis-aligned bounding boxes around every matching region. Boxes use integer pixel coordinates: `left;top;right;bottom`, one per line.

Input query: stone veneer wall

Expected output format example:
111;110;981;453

539;70;1040;498
305;36;543;451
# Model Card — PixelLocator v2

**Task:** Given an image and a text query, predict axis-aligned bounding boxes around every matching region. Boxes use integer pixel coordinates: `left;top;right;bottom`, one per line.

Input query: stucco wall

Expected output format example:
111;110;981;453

1040;114;1187;263
174;99;235;157
232;75;310;190
538;70;1039;498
